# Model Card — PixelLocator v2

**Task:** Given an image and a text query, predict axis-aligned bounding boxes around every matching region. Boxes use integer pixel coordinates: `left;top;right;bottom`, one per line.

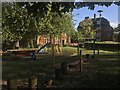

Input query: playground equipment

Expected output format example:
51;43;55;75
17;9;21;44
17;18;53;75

37;43;50;53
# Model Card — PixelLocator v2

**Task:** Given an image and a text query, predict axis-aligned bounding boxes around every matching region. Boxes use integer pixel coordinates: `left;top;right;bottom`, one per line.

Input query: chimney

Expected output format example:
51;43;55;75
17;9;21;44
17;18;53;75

85;17;89;19
94;14;96;20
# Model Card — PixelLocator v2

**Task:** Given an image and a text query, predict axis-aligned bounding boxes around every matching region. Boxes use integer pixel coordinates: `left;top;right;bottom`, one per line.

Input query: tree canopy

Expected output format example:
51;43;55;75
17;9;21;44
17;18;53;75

77;17;94;39
2;2;40;49
17;2;74;16
75;2;120;10
2;2;75;49
113;24;120;42
2;1;120;50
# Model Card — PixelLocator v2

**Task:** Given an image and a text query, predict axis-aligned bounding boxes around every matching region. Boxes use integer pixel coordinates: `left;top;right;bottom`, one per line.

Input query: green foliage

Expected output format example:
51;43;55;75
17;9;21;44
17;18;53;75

2;2;75;50
113;25;120;42
17;2;74;16
2;3;29;49
70;30;78;43
17;2;75;37
2;2;41;49
2;3;26;42
77;17;94;39
75;2;120;10
37;2;75;37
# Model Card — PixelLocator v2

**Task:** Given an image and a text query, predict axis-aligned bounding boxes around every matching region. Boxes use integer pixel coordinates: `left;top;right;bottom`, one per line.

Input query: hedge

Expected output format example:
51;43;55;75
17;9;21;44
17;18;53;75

84;43;120;51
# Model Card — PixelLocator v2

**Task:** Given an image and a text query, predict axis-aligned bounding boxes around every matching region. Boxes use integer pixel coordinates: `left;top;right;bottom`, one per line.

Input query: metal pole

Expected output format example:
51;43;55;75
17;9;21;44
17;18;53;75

97;10;103;42
100;14;102;41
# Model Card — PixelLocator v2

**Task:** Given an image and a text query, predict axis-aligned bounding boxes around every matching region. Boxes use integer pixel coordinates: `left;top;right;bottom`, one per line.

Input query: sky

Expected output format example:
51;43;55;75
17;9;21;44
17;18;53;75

72;3;118;29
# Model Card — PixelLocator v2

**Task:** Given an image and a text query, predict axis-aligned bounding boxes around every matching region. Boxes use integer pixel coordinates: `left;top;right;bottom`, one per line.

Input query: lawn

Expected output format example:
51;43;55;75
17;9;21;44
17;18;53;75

2;46;120;88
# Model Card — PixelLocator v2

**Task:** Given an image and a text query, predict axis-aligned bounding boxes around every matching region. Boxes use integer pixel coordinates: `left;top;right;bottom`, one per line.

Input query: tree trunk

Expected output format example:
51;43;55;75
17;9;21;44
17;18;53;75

47;37;50;53
58;36;62;53
29;38;34;48
51;34;55;67
15;40;19;49
56;36;59;53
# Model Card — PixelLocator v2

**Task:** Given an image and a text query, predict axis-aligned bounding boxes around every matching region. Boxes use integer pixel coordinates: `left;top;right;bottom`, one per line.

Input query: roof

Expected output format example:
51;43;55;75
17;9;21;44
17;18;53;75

92;17;110;27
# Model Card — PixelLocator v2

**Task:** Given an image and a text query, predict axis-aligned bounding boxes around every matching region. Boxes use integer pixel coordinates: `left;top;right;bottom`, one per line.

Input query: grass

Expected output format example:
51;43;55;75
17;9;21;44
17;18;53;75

2;53;80;79
2;46;120;88
6;48;37;52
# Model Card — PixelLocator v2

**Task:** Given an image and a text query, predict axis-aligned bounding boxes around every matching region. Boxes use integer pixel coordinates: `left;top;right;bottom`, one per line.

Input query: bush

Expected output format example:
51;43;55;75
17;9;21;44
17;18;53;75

113;32;120;42
2;41;17;51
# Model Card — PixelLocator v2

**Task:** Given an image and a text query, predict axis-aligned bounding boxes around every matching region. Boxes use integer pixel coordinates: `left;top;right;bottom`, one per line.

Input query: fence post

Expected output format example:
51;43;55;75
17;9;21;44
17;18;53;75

55;68;62;80
28;76;37;90
93;39;96;59
77;39;80;55
61;62;68;75
86;54;90;60
97;47;100;60
79;50;82;72
7;79;17;90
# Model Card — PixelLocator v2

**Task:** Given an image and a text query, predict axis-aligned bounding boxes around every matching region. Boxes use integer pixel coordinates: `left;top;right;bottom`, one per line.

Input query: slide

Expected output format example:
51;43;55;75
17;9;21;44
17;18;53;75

37;43;50;53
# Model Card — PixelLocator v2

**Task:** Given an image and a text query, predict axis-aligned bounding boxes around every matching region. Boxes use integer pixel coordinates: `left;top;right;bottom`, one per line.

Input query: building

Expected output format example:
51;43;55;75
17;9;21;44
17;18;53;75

92;14;113;41
37;33;71;46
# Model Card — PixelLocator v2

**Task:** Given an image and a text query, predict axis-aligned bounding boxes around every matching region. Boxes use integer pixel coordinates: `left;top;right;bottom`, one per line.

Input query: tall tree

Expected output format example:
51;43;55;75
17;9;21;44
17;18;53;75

77;17;94;39
36;2;75;67
2;3;28;49
113;24;120;42
2;2;39;49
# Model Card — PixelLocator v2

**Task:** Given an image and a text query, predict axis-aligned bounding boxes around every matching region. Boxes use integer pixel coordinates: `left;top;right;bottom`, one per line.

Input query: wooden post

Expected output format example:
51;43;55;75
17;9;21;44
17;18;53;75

28;76;37;90
7;79;17;90
61;62;68;75
79;50;82;72
86;54;89;60
97;47;100;60
93;39;96;59
47;79;53;88
55;68;62;80
77;39;80;55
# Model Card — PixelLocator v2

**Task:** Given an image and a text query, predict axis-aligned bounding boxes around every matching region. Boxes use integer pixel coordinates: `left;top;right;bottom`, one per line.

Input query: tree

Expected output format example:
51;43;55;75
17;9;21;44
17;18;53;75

2;1;75;50
75;2;120;10
2;2;40;49
70;29;78;43
2;3;29;49
35;2;75;67
77;17;94;39
113;24;120;42
17;2;74;16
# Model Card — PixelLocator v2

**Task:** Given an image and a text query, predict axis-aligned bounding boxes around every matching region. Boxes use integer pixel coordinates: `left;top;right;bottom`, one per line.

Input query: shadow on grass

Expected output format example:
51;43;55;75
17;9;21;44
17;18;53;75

2;53;120;88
